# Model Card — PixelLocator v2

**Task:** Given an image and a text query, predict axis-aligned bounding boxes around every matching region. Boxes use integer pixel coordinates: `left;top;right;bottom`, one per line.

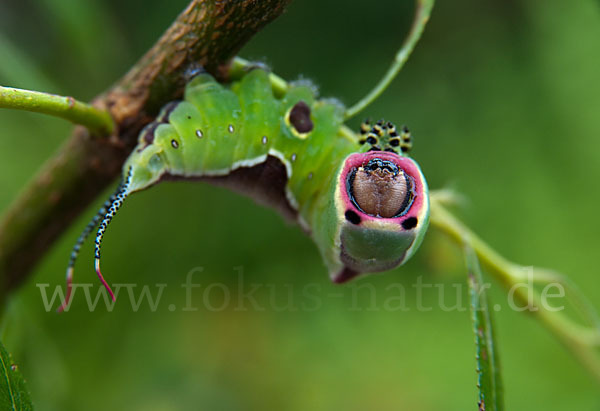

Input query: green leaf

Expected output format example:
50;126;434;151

465;245;504;411
0;339;33;411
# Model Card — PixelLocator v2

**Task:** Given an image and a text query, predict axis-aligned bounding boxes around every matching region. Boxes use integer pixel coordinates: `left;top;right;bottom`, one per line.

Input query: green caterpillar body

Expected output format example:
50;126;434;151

61;68;429;309
129;69;353;227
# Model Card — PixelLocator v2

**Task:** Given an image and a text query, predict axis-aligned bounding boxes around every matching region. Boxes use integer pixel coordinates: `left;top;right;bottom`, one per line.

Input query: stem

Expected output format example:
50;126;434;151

0;86;114;136
429;192;600;383
344;0;435;120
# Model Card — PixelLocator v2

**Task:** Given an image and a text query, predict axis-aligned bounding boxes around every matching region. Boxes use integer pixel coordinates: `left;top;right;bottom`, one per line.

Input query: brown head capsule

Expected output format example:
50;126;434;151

347;158;413;218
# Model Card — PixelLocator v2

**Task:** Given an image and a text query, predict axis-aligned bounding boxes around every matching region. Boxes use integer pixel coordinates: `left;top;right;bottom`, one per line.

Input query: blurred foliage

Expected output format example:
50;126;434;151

0;0;599;410
0;338;33;410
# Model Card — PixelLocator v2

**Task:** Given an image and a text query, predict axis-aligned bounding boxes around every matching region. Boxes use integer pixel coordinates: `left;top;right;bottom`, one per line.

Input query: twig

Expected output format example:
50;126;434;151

0;86;114;136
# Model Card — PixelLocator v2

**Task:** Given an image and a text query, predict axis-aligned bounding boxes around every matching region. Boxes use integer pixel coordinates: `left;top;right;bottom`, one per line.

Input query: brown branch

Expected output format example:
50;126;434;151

0;0;292;301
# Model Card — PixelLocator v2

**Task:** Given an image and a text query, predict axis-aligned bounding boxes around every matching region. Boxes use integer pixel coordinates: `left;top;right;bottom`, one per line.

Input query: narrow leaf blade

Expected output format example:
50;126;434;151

0;339;33;411
465;245;504;411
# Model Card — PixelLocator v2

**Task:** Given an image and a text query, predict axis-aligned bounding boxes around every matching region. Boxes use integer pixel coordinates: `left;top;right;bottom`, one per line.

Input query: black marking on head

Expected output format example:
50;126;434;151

171;139;179;148
345;210;361;225
372;125;384;137
360;119;372;135
401;217;418;230
360;119;413;153
289;101;314;134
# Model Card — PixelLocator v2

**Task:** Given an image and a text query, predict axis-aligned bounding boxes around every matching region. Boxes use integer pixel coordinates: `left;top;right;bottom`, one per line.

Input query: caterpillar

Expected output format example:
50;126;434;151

58;68;430;310
58;50;432;312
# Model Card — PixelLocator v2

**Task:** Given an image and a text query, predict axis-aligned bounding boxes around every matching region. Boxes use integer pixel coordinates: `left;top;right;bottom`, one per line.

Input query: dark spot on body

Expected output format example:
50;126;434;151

401;217;418;230
171;139;179;148
196;129;204;138
345;210;361;225
142;122;159;146
366;136;377;145
157;101;180;123
289;101;314;133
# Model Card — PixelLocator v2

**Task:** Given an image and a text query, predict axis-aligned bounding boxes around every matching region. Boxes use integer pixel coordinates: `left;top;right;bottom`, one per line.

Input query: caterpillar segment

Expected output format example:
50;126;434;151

61;68;429;307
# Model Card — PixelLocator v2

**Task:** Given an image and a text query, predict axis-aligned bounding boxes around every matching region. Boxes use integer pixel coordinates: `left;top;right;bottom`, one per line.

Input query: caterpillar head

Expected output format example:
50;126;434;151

124;122;172;193
331;123;429;282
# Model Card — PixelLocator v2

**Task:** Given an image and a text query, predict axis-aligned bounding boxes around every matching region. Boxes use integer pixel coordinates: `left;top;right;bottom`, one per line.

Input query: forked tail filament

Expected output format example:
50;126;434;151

57;168;132;312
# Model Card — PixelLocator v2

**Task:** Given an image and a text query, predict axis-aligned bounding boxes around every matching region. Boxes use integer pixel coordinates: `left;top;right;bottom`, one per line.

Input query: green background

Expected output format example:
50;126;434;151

1;0;599;409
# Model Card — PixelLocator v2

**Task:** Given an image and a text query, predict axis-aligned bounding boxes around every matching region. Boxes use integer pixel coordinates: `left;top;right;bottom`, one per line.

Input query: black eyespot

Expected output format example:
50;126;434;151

366;136;377;145
289;101;314;133
345;210;361;225
389;138;400;147
401;217;418;230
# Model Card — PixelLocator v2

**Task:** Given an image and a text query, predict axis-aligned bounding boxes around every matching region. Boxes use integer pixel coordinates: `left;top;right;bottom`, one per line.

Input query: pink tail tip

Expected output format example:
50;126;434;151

57;279;73;313
95;261;115;301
